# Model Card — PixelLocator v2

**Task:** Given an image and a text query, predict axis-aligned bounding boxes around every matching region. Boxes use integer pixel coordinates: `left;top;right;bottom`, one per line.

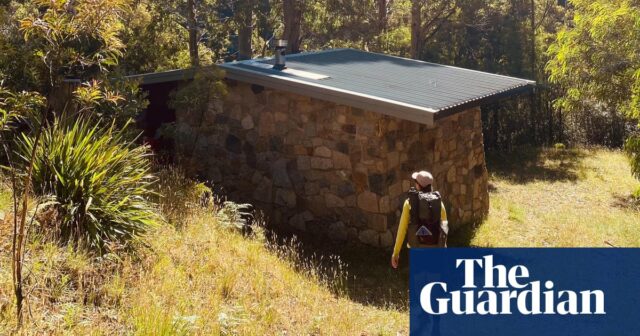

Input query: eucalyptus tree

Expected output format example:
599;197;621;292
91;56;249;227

547;0;640;190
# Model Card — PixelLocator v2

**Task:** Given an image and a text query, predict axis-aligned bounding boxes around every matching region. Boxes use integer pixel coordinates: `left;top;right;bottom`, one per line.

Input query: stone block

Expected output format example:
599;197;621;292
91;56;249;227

328;221;348;241
342;124;356;134
289;211;314;231
379;231;394;248
358;229;379;247
357;191;379;213
271;159;292;188
251;171;262;184
305;182;319;196
275;111;288;122
275;188;296;208
258;112;275;137
387;151;400;168
304;123;317;137
284;129;304;145
297;156;310;170
368;214;388;232
313;146;332;158
225;134;242;154
325;193;346;208
379;196;391;213
253;178;272;203
402;180;411;192
310;157;333;170
333;151;352;170
368;174;385;195
389;182;403;199
241;115;254;129
337;183;355;197
347;227;359;240
345;195;357;207
447;167;456;183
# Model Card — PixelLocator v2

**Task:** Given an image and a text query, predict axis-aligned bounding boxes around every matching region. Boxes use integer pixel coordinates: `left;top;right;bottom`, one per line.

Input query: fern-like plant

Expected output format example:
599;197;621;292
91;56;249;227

16;117;159;253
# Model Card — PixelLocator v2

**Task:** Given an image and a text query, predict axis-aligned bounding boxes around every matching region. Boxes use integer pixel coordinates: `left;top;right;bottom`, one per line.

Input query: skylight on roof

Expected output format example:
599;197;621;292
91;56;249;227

245;61;329;80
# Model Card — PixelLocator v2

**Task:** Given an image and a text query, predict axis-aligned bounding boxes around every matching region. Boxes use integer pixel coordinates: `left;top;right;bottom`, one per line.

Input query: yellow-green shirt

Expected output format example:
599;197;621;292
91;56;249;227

392;199;448;258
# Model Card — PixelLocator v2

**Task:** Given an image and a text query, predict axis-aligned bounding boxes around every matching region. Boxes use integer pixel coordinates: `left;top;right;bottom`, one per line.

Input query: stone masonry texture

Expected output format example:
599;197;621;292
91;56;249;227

173;80;490;249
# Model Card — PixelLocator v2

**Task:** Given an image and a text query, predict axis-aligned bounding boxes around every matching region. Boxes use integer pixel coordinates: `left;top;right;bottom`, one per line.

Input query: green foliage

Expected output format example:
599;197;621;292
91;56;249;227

73;78;149;133
16;117;159;253
153;165;213;227
217;201;253;231
547;0;640;179
0;86;45;132
17;0;128;89
168;67;226;113
119;0;219;74
547;0;640;116
625;135;640;181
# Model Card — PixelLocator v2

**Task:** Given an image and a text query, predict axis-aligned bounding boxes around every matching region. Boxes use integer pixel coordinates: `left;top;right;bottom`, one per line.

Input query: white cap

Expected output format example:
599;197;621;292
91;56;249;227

411;170;433;187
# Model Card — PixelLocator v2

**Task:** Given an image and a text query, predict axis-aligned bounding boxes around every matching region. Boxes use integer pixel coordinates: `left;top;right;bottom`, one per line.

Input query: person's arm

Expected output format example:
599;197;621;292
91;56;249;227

440;201;448;229
439;201;449;247
392;199;411;261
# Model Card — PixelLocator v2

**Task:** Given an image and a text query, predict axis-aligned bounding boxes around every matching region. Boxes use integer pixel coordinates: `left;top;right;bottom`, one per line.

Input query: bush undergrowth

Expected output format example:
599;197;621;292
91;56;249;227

16;117;158;253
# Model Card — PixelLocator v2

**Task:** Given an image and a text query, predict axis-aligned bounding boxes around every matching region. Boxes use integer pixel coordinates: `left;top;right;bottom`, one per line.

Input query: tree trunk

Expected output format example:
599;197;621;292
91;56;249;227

410;0;422;59
283;0;302;54
530;0;536;80
237;1;253;60
187;0;199;67
529;0;537;142
378;0;388;33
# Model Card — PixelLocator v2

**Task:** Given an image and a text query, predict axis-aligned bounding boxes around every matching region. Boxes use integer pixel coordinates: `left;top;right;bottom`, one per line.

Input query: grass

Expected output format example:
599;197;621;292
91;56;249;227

125;209;406;335
452;147;640;247
0;168;407;335
0;147;638;334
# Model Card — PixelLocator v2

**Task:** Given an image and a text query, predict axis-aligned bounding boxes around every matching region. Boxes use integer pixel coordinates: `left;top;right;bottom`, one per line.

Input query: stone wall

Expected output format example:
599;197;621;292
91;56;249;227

173;79;489;248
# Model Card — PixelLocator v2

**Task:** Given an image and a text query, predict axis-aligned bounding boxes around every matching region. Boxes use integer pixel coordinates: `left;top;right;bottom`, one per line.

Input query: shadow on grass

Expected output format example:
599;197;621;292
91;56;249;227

486;147;588;184
611;193;640;213
446;222;486;248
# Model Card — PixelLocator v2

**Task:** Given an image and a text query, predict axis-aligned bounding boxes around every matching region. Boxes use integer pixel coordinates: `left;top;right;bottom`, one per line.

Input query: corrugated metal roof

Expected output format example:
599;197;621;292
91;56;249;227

132;49;535;125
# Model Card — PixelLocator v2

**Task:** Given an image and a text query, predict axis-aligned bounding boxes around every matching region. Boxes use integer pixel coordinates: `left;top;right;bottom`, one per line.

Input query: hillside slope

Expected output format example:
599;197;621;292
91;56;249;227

0;178;407;335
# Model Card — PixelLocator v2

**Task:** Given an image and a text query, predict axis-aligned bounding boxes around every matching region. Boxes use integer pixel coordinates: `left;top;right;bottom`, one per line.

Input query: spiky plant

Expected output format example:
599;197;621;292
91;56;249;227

16;117;158;253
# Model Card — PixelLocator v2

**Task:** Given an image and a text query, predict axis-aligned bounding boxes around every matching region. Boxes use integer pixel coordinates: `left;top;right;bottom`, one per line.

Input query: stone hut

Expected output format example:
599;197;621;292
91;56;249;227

135;49;534;248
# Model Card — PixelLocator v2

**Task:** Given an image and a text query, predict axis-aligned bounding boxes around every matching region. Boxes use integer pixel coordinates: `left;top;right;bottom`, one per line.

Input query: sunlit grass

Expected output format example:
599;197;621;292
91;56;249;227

123;207;407;335
462;148;640;247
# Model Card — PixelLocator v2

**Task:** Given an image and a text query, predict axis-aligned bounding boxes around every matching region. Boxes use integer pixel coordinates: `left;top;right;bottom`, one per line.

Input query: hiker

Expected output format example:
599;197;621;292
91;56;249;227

391;171;448;269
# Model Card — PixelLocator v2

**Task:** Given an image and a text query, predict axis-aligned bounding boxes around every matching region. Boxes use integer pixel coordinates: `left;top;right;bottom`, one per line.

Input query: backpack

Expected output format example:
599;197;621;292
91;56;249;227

408;188;446;246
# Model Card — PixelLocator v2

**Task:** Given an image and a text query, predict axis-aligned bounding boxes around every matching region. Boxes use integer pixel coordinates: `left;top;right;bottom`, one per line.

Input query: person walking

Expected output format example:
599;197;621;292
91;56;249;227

391;170;448;269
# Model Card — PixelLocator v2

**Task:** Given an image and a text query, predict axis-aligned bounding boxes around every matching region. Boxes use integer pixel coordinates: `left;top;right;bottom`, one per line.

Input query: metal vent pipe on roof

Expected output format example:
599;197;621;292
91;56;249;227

273;39;288;70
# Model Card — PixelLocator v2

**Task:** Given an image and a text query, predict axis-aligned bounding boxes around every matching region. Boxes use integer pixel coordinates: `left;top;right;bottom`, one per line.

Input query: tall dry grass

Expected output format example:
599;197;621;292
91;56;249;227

0;166;408;335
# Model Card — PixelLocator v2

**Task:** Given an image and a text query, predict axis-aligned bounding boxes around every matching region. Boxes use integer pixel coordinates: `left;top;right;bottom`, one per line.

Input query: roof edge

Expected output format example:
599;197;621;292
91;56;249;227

433;83;535;121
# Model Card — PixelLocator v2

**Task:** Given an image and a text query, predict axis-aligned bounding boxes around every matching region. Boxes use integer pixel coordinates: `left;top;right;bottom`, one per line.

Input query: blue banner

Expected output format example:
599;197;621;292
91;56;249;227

409;248;640;336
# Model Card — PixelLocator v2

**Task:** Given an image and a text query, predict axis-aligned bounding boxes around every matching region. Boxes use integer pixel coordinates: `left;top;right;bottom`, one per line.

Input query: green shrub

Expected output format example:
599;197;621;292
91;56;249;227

626;134;640;198
153;165;212;227
16;117;159;253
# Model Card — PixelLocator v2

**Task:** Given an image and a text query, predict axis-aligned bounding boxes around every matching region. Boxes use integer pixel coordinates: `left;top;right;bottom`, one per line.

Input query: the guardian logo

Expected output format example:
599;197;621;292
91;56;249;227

420;255;606;316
